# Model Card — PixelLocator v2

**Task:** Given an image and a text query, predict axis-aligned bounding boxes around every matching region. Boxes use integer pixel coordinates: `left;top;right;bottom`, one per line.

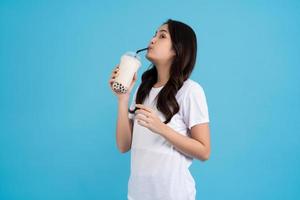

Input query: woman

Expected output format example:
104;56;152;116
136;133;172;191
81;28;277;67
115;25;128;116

109;19;211;200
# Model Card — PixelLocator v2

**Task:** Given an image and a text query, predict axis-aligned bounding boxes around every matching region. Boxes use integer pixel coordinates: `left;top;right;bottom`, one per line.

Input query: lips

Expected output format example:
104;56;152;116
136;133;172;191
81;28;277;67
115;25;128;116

148;46;153;50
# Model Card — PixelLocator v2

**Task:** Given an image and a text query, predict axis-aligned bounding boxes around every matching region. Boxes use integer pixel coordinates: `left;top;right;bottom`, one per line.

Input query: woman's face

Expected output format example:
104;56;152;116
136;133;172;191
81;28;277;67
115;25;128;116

146;24;176;65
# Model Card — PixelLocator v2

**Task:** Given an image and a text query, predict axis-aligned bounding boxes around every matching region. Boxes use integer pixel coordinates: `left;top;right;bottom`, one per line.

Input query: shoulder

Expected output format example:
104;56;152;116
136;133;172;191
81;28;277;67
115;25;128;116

178;78;205;97
185;79;204;90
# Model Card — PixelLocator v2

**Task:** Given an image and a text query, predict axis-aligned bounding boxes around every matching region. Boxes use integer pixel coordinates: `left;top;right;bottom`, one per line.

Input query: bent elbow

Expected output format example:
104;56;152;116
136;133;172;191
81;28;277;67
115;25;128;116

120;149;129;154
202;153;210;161
199;149;210;161
118;146;130;154
119;150;127;154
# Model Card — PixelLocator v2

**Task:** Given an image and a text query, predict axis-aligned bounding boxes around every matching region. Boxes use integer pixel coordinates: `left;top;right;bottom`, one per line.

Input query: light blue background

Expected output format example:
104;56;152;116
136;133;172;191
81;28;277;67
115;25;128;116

1;0;299;199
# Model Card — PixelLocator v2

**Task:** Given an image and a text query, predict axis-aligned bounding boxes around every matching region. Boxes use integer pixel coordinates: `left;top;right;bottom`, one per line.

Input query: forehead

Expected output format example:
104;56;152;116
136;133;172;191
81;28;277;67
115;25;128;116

156;24;169;33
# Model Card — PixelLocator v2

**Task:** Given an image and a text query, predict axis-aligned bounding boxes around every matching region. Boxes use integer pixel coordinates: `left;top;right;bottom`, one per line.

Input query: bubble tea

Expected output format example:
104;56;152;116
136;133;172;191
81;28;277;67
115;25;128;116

112;48;148;94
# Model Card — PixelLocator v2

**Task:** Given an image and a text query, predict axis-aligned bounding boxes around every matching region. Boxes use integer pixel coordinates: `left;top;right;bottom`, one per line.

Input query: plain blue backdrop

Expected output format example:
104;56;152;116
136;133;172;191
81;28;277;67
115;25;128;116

1;0;300;199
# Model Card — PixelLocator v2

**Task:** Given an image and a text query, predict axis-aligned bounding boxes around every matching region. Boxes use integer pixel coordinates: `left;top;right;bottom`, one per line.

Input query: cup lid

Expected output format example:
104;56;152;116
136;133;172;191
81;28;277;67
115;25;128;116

124;51;141;61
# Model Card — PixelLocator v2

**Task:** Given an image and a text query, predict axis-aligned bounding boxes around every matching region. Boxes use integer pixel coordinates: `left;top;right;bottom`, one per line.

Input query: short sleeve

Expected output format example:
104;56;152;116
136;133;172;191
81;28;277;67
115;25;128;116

183;83;210;130
128;86;139;120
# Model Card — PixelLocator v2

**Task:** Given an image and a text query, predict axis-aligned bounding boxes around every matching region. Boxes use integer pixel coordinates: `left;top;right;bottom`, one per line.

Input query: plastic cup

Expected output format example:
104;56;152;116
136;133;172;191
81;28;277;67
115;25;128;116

112;52;141;94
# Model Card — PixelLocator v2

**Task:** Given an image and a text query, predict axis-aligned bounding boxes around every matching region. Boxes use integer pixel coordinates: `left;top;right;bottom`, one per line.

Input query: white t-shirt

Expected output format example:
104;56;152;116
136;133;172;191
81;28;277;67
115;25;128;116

127;78;210;200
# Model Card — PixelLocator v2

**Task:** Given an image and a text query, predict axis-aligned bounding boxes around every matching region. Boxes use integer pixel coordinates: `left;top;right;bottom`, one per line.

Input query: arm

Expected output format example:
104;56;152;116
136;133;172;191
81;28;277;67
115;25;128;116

134;104;211;161
161;123;211;161
116;99;133;153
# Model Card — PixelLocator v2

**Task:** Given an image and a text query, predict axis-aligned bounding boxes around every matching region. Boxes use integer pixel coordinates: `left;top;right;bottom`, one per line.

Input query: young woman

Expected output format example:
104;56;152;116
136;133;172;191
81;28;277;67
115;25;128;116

109;19;211;200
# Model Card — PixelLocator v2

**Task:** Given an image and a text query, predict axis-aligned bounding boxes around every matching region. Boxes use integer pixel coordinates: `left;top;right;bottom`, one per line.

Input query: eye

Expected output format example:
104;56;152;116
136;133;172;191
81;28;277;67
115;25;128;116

159;34;166;39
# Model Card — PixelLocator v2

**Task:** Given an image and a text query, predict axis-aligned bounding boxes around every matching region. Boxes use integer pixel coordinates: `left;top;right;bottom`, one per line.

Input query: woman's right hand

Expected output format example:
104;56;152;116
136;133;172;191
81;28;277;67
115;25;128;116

109;64;137;102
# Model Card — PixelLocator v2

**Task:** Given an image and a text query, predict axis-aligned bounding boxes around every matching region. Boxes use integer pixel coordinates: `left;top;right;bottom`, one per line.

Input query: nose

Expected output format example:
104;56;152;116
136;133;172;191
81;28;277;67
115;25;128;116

150;36;157;44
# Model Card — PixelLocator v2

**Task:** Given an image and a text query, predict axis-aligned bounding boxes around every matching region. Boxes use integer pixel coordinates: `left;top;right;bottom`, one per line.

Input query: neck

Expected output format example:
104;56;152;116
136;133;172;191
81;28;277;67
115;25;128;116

154;62;171;86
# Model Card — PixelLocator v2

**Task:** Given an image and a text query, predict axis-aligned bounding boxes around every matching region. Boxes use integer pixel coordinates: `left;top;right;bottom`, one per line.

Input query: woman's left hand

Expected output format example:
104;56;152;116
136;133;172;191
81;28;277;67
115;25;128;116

135;104;167;135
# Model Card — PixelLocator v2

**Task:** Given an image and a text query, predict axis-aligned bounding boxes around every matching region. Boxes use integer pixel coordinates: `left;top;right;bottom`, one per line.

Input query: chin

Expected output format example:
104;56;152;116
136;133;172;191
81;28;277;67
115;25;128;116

146;52;161;65
146;53;154;62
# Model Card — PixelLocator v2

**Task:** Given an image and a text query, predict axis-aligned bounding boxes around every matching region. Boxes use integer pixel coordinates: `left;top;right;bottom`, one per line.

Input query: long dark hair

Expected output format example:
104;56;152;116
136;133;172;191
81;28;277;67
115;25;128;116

129;19;197;124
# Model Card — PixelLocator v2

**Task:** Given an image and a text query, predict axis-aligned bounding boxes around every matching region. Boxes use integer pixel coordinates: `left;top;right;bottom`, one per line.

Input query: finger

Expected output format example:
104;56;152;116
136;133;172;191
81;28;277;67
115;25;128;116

136;104;153;113
111;72;119;79
109;78;115;84
136;111;149;119
128;82;135;92
130;75;136;85
111;66;119;74
114;70;120;76
136;109;151;117
109;79;117;88
137;118;149;127
111;70;119;77
132;75;137;82
136;113;149;122
128;75;137;92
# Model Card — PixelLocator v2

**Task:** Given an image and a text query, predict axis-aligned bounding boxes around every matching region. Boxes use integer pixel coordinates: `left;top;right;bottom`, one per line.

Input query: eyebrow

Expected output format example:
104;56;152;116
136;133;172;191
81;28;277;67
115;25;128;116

155;29;168;34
